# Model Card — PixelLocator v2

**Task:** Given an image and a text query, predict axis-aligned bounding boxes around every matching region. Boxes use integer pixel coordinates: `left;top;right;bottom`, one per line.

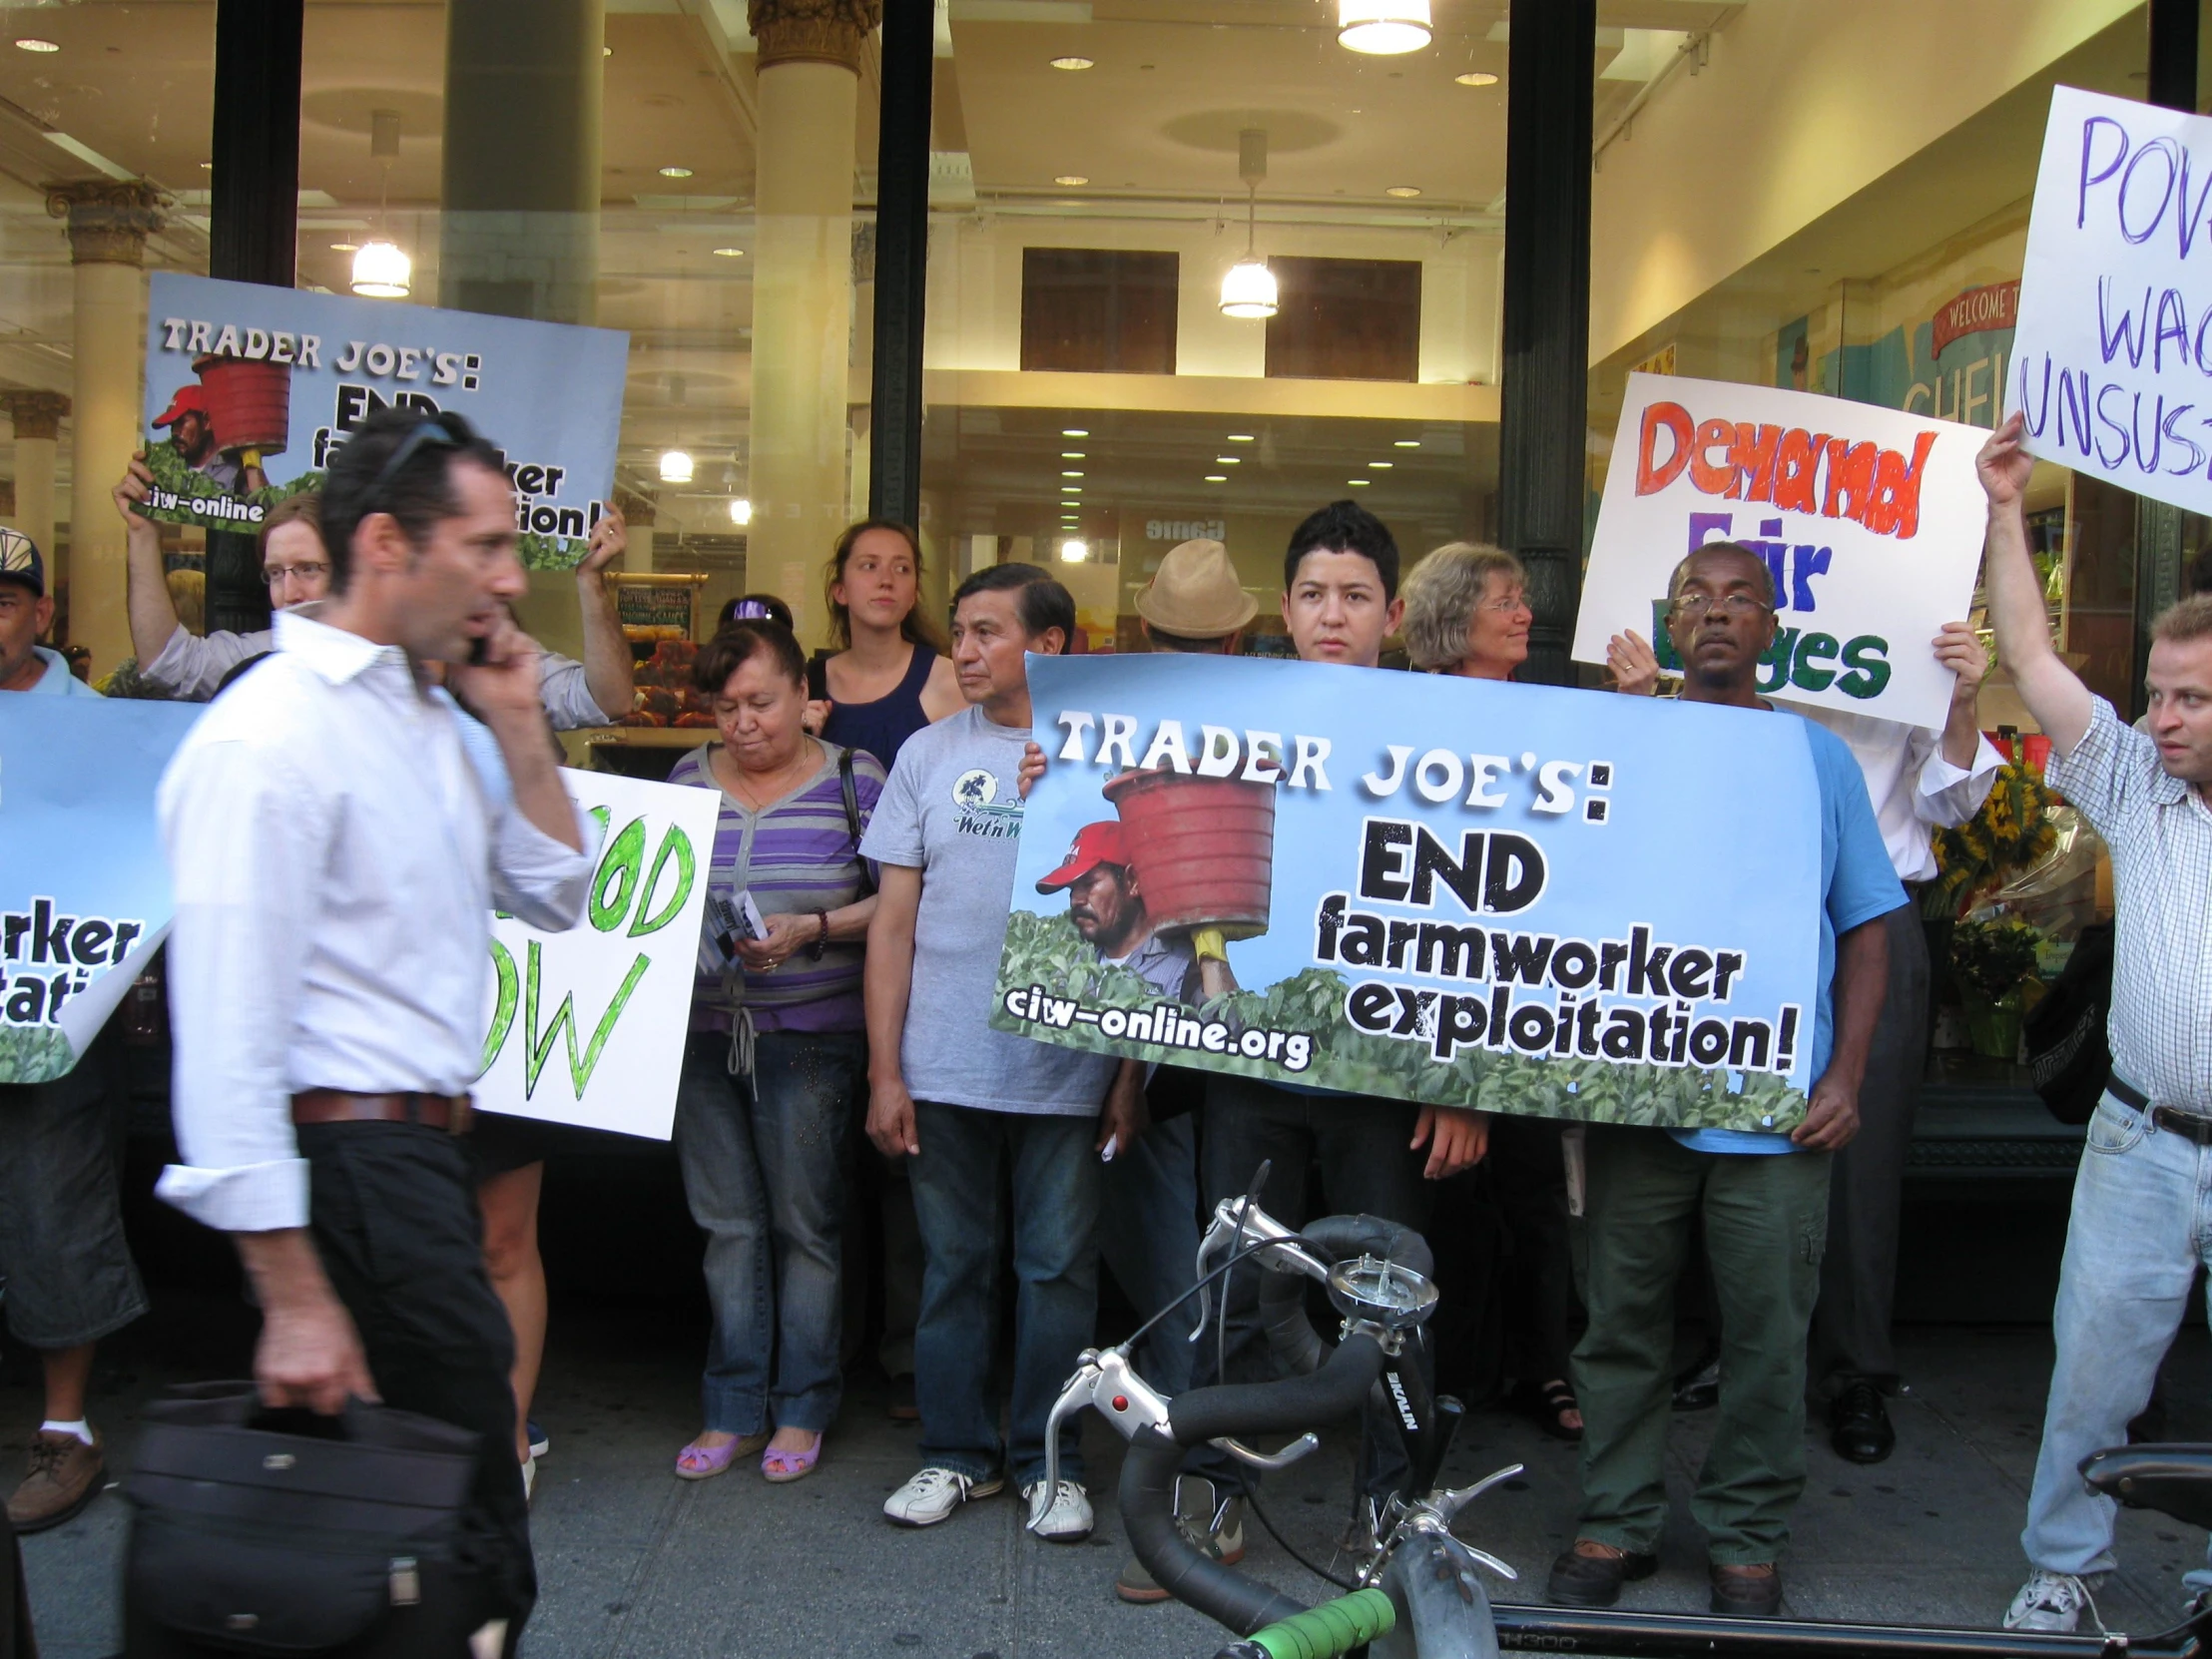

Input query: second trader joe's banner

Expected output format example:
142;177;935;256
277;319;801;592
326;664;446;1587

994;655;1828;1134
140;273;628;568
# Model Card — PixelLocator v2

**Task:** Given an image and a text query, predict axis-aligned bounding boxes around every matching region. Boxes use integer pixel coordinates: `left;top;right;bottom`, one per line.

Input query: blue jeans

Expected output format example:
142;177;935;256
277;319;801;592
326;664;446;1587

2023;1090;2212;1587
674;1029;862;1435
908;1101;1102;1487
1102;1112;1201;1396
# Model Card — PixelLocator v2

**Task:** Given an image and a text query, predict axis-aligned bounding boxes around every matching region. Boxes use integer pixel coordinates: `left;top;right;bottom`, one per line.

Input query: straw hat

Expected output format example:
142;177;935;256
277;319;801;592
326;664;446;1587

1135;538;1258;638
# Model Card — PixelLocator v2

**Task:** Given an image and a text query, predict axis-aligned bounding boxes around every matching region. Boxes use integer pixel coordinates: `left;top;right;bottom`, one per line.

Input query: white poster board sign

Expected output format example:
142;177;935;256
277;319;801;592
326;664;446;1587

2009;85;2212;518
1572;372;1986;730
475;770;719;1141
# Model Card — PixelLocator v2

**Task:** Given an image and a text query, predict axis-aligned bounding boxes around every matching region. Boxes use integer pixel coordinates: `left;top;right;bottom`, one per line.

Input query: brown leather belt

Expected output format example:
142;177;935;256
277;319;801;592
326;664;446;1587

290;1089;472;1134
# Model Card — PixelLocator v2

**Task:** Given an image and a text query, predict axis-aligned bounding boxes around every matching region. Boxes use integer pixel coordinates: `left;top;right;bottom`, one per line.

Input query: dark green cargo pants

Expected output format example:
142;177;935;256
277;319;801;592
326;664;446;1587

1569;1125;1832;1565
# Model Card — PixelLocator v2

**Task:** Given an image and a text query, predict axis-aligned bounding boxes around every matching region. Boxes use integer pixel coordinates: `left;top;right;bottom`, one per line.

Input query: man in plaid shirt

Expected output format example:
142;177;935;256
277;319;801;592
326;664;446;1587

1981;411;2212;1633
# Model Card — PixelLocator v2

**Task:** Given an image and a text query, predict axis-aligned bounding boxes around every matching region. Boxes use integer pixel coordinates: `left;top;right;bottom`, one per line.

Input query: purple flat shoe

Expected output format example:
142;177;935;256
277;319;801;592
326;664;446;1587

762;1437;823;1483
675;1431;768;1480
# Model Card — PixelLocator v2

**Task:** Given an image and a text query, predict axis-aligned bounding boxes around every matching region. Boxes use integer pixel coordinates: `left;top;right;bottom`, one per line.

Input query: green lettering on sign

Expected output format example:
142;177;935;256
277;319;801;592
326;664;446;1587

521;940;651;1099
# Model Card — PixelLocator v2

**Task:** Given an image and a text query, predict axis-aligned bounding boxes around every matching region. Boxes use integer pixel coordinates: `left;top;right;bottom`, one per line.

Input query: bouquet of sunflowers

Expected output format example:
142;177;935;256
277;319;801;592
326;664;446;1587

1924;762;2059;918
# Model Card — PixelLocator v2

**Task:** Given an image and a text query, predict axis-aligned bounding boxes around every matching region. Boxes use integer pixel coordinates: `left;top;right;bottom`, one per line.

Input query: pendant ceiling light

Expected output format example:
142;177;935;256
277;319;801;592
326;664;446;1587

1338;0;1431;55
660;450;694;484
351;108;411;297
1219;128;1278;320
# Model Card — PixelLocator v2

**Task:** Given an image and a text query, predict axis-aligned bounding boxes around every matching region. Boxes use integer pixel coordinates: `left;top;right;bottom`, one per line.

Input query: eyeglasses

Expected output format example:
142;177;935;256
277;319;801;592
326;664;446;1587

1670;593;1772;620
1479;591;1531;615
263;561;330;588
362;417;462;512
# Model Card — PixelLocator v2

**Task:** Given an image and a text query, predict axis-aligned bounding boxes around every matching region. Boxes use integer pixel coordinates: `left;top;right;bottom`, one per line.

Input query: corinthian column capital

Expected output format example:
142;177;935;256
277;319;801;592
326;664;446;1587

0;390;70;441
44;181;168;267
749;0;882;72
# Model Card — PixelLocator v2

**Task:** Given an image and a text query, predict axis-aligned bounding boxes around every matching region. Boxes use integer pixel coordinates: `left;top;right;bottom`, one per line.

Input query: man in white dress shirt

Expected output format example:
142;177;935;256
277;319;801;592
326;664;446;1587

1797;627;1999;1465
156;408;591;1655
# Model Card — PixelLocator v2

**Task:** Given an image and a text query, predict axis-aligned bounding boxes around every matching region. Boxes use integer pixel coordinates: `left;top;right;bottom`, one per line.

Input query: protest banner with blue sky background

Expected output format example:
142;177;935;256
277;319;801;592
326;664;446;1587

139;274;628;568
0;698;202;1082
994;655;1829;1135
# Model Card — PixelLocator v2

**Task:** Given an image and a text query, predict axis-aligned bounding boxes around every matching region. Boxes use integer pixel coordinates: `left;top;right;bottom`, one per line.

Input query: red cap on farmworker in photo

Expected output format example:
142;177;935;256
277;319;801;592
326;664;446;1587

1035;821;1128;893
152;384;211;428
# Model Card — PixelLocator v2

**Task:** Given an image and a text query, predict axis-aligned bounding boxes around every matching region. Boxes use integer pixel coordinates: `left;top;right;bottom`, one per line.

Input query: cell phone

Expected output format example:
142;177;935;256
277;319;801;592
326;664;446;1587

467;634;491;667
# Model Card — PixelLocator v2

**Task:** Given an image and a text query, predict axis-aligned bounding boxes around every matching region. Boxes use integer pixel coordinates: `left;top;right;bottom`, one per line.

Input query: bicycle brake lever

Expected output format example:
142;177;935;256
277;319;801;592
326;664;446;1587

1038;1348;1173;1525
1188;1201;1333;1340
1431;1461;1525;1524
1208;1431;1320;1472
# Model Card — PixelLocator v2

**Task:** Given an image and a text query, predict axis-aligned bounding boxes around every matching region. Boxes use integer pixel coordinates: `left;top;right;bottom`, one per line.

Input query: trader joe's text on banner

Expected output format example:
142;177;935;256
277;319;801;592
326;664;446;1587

993;654;1830;1135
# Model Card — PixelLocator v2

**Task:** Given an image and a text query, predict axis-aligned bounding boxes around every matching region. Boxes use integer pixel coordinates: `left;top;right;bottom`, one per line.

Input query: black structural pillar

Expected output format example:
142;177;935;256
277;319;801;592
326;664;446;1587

1496;0;1596;687
203;0;301;637
868;0;933;528
2133;0;2199;718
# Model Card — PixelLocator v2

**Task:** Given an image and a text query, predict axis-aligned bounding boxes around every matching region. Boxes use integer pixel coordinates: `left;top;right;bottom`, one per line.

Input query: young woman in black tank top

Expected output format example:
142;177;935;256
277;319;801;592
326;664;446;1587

813;519;962;771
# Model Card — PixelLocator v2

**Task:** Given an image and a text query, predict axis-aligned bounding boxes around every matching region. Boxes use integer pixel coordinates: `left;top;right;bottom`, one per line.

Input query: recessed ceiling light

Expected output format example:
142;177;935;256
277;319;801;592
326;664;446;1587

1061;451;1085;458
1050;55;1094;70
1226;433;1256;442
1053;175;1089;187
1063;427;1089;437
1385;186;1422;199
659;166;694;179
1215;456;1240;464
198;162;214;171
1061;470;1084;478
1369;461;1393;469
1394;439;1420;448
329;242;359;253
1338;0;1430;54
712;247;745;257
603;45;613;57
1062;485;1081;492
1205;474;1228;483
14;38;58;53
1348;478;1371;486
1455;71;1498;87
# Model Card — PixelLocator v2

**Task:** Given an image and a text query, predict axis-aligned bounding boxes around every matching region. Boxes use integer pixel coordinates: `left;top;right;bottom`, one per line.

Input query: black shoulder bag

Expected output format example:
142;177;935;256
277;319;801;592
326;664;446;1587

2023;920;2114;1127
838;746;876;899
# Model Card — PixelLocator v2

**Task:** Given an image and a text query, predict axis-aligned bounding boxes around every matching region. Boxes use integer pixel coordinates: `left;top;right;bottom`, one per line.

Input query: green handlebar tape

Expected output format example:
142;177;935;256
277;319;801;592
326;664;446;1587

1248;1589;1396;1659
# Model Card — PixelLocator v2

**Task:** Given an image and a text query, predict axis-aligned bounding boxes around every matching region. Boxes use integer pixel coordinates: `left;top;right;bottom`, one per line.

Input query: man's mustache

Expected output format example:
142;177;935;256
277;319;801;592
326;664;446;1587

1070;905;1097;923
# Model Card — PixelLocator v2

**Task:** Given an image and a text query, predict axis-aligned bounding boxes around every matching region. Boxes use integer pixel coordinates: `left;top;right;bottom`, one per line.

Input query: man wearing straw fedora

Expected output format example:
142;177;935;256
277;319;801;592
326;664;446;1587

1133;537;1257;653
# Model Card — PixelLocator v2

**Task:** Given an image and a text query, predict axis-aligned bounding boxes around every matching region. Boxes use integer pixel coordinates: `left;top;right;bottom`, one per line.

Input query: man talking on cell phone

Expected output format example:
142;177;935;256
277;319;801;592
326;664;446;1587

155;407;592;1658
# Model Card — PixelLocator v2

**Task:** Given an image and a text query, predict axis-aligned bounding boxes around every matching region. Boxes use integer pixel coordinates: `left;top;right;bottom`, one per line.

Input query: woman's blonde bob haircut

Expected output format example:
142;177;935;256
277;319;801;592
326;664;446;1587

1398;542;1527;672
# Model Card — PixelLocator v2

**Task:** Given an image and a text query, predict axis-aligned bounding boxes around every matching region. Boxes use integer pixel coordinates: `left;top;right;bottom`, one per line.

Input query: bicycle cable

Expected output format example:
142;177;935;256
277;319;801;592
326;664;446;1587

1239;1484;1363;1593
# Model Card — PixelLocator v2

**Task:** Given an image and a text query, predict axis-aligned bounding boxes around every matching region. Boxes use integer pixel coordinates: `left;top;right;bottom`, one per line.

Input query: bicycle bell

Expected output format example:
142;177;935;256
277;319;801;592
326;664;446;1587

1326;1252;1438;1333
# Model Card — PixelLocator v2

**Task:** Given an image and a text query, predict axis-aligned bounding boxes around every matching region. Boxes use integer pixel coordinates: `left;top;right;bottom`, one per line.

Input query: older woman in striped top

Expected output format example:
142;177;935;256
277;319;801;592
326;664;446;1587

665;622;884;1484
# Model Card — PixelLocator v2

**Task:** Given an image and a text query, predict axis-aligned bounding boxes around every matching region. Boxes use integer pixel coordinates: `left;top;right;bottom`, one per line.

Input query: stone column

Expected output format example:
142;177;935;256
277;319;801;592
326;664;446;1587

0;391;69;578
749;0;878;645
48;183;165;672
618;487;656;574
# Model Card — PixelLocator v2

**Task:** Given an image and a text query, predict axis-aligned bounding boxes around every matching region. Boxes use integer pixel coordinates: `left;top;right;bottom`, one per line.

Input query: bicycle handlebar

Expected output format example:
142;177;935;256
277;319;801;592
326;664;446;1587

1120;1332;1391;1636
1210;1588;1396;1659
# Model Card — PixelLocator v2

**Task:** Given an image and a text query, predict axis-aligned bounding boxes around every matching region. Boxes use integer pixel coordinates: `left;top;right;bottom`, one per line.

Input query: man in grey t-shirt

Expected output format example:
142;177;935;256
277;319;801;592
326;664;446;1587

862;564;1142;1546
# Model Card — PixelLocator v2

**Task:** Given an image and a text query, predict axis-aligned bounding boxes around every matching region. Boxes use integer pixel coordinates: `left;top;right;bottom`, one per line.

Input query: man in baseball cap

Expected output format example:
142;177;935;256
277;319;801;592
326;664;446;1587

0;531;92;699
151;383;242;489
1134;539;1257;654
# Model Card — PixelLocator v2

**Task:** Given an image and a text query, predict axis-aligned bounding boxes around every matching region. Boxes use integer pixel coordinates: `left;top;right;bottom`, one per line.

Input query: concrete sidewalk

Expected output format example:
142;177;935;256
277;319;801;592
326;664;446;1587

7;1293;2210;1659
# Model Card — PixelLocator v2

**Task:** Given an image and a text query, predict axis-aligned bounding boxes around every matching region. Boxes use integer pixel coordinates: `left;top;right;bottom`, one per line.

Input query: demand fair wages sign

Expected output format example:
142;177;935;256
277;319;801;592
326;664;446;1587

1573;373;1985;732
2010;86;2212;519
139;274;629;569
0;697;203;1083
474;769;719;1141
993;655;1826;1134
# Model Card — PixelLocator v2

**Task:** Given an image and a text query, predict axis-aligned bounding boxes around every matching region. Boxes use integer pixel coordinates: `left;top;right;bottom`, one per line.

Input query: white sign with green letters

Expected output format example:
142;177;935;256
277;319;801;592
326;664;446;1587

474;769;719;1141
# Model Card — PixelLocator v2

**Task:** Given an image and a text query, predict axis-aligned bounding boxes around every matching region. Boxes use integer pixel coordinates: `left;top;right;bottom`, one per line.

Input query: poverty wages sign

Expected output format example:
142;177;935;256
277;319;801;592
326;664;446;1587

992;654;1828;1135
0;697;203;1083
138;274;629;570
474;769;719;1141
2010;86;2212;518
1573;373;1985;732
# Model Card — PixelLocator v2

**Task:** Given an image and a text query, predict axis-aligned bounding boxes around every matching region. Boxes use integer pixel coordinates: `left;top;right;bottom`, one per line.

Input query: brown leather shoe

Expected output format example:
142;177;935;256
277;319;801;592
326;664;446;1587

1711;1561;1784;1617
1547;1539;1658;1607
8;1428;105;1533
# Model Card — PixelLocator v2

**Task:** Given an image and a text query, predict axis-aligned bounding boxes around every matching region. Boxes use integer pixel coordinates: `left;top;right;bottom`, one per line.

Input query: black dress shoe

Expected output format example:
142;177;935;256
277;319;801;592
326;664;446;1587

1829;1379;1896;1464
1711;1563;1784;1617
1547;1544;1659;1607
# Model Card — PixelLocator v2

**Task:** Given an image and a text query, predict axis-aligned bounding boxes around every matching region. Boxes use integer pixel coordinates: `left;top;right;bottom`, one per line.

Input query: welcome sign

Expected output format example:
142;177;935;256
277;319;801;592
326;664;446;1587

2011;85;2212;520
0;697;203;1083
474;769;719;1141
138;274;629;569
1573;372;1985;731
994;654;1829;1135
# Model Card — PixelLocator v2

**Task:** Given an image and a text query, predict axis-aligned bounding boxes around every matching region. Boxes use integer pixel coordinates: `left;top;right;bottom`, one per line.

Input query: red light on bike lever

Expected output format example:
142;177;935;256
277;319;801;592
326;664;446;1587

1112;1395;1129;1412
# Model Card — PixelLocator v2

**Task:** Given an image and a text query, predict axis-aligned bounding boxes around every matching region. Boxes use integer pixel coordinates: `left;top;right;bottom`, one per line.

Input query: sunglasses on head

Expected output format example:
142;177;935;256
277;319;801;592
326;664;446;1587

728;600;779;621
362;416;464;512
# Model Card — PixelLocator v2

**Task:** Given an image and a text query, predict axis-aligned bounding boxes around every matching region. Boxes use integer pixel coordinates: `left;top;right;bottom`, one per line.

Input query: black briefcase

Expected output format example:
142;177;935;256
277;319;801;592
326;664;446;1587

123;1382;481;1657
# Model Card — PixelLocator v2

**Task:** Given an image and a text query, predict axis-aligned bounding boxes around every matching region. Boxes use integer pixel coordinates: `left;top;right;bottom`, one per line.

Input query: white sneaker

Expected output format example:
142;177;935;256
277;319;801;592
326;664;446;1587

883;1465;1003;1527
2004;1569;2100;1633
1023;1478;1094;1542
